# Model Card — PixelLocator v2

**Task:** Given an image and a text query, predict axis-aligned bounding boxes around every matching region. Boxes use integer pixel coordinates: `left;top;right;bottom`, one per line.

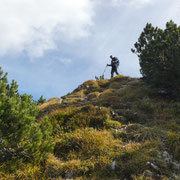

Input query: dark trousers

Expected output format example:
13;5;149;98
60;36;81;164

111;66;119;78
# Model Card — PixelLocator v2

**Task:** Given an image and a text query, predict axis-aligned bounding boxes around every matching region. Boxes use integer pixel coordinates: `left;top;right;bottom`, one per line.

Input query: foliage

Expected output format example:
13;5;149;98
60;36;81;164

37;95;46;105
46;128;120;178
117;124;162;142
0;67;54;171
105;120;122;129
54;128;116;160
132;20;180;97
114;141;160;179
95;75;104;81
166;131;180;160
48;105;110;134
87;91;100;100
83;80;100;93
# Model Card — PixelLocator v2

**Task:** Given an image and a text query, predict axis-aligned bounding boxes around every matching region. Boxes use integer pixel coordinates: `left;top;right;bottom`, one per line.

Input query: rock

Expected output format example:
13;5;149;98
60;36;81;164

162;151;172;164
172;161;180;171
147;161;159;171
59;98;63;104
144;170;153;177
80;97;88;102
65;171;73;179
111;161;116;170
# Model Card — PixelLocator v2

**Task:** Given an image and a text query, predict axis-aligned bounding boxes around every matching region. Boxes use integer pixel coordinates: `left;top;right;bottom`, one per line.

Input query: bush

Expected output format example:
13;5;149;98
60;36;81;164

117;124;162;142
54;128;116;160
37;95;46;105
87;92;100;100
166;131;180;160
0;67;54;171
83;80;100;93
132;21;180;97
114;141;160;179
48;105;111;134
45;128;120;178
105;120;122;129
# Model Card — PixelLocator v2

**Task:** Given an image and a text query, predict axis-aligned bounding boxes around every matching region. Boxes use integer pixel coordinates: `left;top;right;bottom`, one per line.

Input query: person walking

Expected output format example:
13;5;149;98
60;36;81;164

107;55;119;78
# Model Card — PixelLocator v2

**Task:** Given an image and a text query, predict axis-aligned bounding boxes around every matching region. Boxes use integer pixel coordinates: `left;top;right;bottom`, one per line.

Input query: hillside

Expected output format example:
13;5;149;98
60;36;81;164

36;75;180;179
1;75;179;179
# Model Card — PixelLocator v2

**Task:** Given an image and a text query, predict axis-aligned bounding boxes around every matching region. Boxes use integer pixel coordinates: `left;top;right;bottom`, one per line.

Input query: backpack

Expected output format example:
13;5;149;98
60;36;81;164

112;57;119;66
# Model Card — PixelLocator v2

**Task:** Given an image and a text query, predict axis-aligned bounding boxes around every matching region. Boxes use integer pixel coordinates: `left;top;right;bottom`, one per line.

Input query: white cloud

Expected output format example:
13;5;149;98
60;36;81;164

112;0;152;8
0;0;94;57
58;57;72;64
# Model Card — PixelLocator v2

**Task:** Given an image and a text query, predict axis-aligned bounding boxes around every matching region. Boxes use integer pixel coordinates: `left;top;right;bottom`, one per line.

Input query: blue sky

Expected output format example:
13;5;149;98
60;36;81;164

0;0;180;100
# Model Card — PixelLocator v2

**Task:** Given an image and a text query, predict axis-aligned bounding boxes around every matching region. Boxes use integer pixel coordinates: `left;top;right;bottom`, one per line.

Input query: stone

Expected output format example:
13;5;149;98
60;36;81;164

144;170;153;177
111;161;116;170
162;151;172;164
172;162;180;171
59;98;63;104
147;162;159;171
65;171;73;179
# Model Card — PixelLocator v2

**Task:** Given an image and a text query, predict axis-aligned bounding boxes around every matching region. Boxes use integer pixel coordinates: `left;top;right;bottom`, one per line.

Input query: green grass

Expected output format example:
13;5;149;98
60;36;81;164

2;75;180;179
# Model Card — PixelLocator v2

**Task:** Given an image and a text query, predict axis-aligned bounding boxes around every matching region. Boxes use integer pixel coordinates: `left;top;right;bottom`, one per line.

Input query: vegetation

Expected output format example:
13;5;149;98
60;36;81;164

0;67;54;173
132;20;180;98
37;95;46;105
1;21;180;179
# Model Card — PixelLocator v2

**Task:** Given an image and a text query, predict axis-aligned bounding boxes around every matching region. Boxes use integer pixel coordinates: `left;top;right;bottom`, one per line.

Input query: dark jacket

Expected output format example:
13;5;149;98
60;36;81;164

108;57;119;67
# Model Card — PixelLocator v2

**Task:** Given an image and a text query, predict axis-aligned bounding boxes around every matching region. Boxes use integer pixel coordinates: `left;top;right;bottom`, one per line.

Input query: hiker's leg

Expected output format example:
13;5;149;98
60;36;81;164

114;67;119;75
111;68;114;78
115;67;119;75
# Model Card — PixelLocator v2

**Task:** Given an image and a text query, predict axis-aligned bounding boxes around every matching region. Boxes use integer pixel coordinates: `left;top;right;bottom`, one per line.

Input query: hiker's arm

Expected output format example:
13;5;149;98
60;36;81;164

107;64;111;66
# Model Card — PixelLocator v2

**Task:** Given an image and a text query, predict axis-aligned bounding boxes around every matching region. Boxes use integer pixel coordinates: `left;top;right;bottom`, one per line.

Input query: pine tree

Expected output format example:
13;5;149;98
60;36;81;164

37;95;46;104
132;20;180;97
0;67;54;168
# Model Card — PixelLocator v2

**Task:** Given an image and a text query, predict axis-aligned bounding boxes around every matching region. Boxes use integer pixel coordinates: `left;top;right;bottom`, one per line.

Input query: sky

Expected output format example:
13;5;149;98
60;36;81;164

0;0;180;100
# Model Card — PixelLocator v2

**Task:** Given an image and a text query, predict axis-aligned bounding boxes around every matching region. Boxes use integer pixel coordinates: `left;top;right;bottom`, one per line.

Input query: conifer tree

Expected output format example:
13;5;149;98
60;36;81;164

37;95;46;104
132;20;180;97
0;67;54;166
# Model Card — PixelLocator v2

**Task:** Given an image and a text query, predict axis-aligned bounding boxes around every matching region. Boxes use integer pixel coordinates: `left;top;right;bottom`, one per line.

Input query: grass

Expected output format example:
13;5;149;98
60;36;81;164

2;75;180;179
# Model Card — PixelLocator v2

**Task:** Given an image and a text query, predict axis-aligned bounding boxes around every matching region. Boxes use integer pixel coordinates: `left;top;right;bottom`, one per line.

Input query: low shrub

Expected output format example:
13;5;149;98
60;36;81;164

87;92;100;100
97;79;110;89
105;120;122;129
166;131;180;160
117;124;163;142
114;141;160;179
54;128;117;160
83;80;100;93
48;105;111;134
45;128;121;178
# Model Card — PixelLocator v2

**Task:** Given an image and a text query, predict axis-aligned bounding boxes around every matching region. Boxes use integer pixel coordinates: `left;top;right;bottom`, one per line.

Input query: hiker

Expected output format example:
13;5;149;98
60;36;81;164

107;55;119;78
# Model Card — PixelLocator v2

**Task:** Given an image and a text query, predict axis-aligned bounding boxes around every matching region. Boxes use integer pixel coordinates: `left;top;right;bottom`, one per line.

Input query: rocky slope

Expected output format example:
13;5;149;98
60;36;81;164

37;75;180;179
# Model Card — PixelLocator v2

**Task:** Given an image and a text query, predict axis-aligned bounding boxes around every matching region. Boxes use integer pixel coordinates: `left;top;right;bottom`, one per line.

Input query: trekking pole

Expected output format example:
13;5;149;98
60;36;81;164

102;65;108;76
118;66;122;75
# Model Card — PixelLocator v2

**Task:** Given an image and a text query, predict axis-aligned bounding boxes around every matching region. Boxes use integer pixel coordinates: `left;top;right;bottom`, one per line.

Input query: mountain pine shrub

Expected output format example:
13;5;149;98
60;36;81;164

0;67;54;171
132;20;180;98
48;105;110;134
